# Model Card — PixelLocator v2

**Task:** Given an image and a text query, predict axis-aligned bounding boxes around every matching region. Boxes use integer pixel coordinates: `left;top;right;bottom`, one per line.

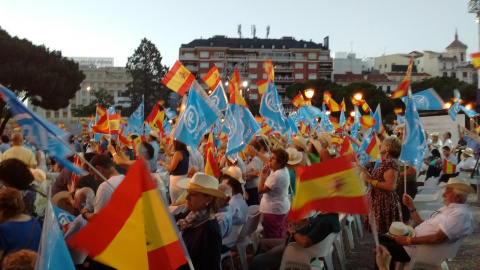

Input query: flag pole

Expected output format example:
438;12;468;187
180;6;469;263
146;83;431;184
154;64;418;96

404;161;407;194
368;211;380;247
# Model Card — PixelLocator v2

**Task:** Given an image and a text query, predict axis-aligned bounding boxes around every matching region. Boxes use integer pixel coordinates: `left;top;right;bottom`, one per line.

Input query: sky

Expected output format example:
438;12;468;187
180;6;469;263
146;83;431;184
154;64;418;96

0;0;478;68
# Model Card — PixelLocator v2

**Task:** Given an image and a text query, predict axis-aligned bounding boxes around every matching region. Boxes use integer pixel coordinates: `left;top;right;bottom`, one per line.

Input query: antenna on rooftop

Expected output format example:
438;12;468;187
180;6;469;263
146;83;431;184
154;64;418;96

266;25;270;39
238;24;242;39
251;25;256;38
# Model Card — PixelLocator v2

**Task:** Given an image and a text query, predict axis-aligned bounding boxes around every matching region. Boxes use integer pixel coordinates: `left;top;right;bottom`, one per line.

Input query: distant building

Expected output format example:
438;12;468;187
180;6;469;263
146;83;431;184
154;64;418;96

362;57;375;73
333;72;395;93
179;35;333;113
333;52;362;74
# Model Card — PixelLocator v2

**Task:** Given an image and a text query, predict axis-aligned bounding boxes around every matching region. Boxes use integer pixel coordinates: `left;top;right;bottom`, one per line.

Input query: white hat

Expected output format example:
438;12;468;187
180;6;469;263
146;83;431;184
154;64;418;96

439;178;476;194
388;222;416;237
462;148;474;157
149;130;160;139
430;132;439;137
221;166;245;184
286;147;302;165
30;168;46;182
291;136;308;151
309;138;323;155
318;132;332;148
177;172;226;198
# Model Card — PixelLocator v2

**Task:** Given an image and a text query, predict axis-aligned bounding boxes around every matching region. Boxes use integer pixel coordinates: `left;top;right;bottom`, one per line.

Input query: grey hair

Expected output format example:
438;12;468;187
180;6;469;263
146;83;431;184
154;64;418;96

452;188;468;203
75;187;95;212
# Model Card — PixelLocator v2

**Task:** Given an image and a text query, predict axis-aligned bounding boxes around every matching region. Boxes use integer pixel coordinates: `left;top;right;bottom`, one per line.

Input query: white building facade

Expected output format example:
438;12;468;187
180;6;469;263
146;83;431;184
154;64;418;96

333;52;363;74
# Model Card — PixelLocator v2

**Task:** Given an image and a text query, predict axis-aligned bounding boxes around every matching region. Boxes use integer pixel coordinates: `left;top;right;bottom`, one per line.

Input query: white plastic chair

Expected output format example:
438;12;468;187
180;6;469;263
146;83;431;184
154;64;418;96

353;214;363;238
236;211;262;270
221;224;243;270
248;205;259;216
279;232;338;270
398;238;463;270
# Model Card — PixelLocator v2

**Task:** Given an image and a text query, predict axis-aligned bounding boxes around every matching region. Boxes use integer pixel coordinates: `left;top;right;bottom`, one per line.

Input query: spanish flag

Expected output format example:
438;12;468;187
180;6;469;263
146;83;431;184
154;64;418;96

108;113;120;135
292;92;306;108
68;159;188;269
161;61;195;96
350;96;363;106
471;52;480;70
228;79;248;107
324;91;341;112
361;101;371;113
147;100;165;134
260;122;273;135
203;66;221;89
91;105;109;134
394;108;403;115
229;68;242;93
298;122;309;134
391;57;413;99
204;132;220;178
118;126;131;146
265;58;275;82
256;79;268;95
254;116;265;124
365;135;380;159
442;159;456;174
339;137;354;156
340;98;346;112
331;135;343;147
360;115;377;130
290;154;368;220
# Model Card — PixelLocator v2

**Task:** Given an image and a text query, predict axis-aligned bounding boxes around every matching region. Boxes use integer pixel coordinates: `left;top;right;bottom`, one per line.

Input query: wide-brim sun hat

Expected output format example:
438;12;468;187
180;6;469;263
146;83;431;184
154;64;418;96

286;147;303;165
388;221;416;237
149;130;160;139
177;172;226;198
318;132;332;148
221;166;245;184
439;177;476;194
309;138;323;155
463;148;474;157
291;136;308;151
430;132;439;137
30;168;46;182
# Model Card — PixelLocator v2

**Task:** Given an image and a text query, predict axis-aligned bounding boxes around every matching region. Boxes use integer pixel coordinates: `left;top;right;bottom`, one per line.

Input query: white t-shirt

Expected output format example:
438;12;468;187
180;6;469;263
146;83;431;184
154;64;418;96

259;167;290;215
94;174;126;213
404;203;474;257
456;156;476;173
187;146;205;172
244;156;263;189
443;139;454;152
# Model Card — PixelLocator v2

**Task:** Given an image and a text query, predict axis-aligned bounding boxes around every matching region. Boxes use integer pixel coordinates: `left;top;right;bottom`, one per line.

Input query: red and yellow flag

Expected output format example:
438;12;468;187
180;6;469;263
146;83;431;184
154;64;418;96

292;93;306;108
394;108;403;115
265;58;275;82
108;113;120;135
443;159;456;174
330;135;343;147
229;80;248;107
204;132;220;178
147;100;165;134
365;135;380;159
254;116;265;124
340;99;346;112
70;155;82;190
68;159;188;269
230;68;242;93
290;154;368;220
256;79;268;95
260;123;273;135
339;137;354;156
350;96;363;106
203;66;221;89
360;115;377;130
361;101;370;113
391;57;413;99
298;122;309;134
119;126;131;146
91;105;109;134
324;91;341;112
471;52;480;70
161;61;195;96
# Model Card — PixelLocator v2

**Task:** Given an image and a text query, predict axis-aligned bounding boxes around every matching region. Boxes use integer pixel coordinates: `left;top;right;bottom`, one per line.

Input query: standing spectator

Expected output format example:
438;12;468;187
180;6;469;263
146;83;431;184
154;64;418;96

291;136;310;166
35;149;49;173
187;145;204;173
443;132;454;152
0;135;11;153
147;131;160;173
1;133;36;168
457;124;480;158
285;148;302;196
51;155;75;196
158;140;189;203
427;132;443;155
75;153;100;194
244;140;265;205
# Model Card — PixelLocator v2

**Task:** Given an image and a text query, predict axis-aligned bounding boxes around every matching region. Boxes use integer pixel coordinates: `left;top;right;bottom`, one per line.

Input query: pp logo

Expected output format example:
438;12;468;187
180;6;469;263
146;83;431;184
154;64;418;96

226;114;237;137
184;107;199;133
265;92;281;113
210;95;220;107
412;95;429;109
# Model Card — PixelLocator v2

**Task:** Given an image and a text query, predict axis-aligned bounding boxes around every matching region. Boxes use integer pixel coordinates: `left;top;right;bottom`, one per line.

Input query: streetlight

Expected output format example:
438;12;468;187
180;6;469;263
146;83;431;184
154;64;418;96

225;81;229;86
354;93;363;101
86;86;91;91
305;89;315;99
350;111;356;117
445;102;452;109
242;81;248;88
466;103;473;110
325;110;331;115
208;89;212;95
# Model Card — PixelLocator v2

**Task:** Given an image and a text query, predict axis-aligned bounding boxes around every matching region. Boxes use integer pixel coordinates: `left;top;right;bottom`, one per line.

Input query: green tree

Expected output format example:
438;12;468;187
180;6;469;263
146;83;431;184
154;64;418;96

410;76;476;105
0;27;85;133
125;38;170;116
71;88;114;117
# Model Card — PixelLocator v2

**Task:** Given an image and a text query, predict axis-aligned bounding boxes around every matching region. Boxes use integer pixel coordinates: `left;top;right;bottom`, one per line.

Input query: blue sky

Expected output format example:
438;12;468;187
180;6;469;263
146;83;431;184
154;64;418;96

0;0;477;67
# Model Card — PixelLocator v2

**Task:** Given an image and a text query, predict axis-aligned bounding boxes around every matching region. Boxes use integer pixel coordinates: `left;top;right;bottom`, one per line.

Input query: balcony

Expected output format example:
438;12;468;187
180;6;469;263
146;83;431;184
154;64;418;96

275;65;294;72
277;87;286;93
179;55;198;61
184;65;198;72
275;76;294;82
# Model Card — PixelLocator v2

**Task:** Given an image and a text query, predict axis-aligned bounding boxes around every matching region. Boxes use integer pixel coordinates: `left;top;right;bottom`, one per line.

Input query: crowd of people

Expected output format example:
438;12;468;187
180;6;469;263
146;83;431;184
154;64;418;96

0;121;477;269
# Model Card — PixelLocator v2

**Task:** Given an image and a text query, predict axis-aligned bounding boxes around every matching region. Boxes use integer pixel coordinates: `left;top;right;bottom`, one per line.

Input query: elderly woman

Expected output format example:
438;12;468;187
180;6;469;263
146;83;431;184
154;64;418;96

244;139;267;205
259;148;291;239
159;140;190;203
0;188;42;260
0;159;46;222
176;173;226;270
358;136;403;235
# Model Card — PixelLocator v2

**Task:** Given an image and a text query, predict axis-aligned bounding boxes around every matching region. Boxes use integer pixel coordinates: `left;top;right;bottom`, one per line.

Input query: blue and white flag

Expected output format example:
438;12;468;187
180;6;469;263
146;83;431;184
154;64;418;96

339;109;346;128
0;86;83;174
223;104;260;156
53;206;75;227
173;88;218;149
448;101;461;122
128;99;144;135
399;94;427;174
397;114;405;125
287;116;299;135
400;88;445;110
460;105;479;118
371;104;383;133
163;119;172;136
208;84;228;111
165;108;178;119
260;82;288;133
36;201;75;270
320;103;334;132
357;128;374;166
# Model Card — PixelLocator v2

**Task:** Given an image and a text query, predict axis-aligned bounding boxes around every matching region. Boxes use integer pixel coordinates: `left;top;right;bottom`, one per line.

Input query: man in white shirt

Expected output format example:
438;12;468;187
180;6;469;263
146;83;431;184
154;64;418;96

379;178;474;269
427;132;443;156
456;148;477;174
439;146;458;183
443;132;454;153
81;154;125;220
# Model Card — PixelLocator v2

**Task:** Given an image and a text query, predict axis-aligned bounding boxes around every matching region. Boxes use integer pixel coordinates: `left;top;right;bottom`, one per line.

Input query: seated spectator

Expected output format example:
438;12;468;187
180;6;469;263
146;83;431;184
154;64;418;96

74;153;100;195
438;146;458;183
220;168;248;225
252;212;340;270
1;249;37;270
0;188;41;260
456;148;476;174
424;149;442;180
216;184;233;239
378;178;474;269
64;187;95;241
0;135;10;154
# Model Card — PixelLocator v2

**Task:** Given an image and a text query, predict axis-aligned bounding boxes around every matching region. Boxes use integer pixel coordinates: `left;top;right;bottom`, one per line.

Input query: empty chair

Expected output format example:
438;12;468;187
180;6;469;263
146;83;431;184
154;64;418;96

236;211;262;270
221;224;243;270
397;238;463;270
248;204;260;216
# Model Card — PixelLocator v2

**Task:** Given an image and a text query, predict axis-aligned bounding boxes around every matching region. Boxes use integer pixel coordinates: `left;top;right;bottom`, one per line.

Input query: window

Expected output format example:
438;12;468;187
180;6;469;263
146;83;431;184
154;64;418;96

263;74;267;79
250;84;258;89
294;63;304;69
249;63;257;68
308;64;316;69
308;53;317;60
443;63;446;69
461;53;464;61
463;72;468;78
261;45;265;49
272;45;275;49
249;74;258;79
200;62;209;68
32;107;37;112
199;51;209;58
214;52;224;59
82;98;87;105
249;94;258;100
295;73;304;79
184;53;195;59
443;72;448;77
54;111;59;118
215;62;224;68
295;53;303;59
451;63;454;69
384;64;387;68
308;74;317;80
46;111;51;118
379;65;381;69
386;86;391;93
63;110;68;117
282;45;286;49
451;72;456;78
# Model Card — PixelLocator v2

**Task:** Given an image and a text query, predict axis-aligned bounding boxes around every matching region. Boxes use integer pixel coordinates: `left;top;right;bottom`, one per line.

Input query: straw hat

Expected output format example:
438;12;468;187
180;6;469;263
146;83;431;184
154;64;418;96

149;130;160;139
221;166;245;184
439;178;476;194
430;132;439;137
309;138;323;155
462;148;475;157
291;136;308;151
177;173;226;198
286;148;303;165
318;132;332;148
30;168;46;182
388;222;416;237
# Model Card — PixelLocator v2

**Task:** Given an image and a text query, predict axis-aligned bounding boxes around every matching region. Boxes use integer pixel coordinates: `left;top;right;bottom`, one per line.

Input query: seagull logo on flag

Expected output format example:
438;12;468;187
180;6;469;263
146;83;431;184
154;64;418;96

184;107;199;133
265;92;281;113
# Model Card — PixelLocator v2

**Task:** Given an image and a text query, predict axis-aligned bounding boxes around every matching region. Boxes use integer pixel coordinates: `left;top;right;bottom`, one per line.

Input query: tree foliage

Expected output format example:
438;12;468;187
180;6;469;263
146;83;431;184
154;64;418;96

0;27;85;132
71;88;114;117
410;76;476;104
124;38;170;116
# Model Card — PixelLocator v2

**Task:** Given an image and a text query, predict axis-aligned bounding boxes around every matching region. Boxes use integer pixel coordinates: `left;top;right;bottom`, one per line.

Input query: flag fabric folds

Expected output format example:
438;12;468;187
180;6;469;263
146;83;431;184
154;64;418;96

265;58;275;82
202;66;221;89
339;137;354;156
292;92;306;108
365;135;380;159
208;84;228;111
399;88;445;110
290;154;368;220
204;132;220;178
68;159;188;269
448;99;461;122
324;91;341;112
361;100;371;113
260;82;288;133
460;105;479;118
161;61;195;96
391;57;413;99
394;108;403;114
91;105;109;134
128;99;144;135
228;80;248;107
256;79;268;95
443;159;456;174
173;88;218;149
471;52;480;69
360;115;377;130
147;100;166;134
223;104;260;156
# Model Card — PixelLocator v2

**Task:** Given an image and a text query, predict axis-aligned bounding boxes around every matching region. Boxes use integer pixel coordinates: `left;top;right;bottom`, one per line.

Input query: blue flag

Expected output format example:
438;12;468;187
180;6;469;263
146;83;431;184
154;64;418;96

163;119;172;136
400;88;445;110
399;94;427;173
287;116;299;134
208;84;228;111
222;104;259;156
371;104;383;133
36;201;75;270
173;88;218;149
460;105;479;118
357;128;374;166
339;109;346;128
165;108;177;119
448;101;461;122
320;103;334;132
260;82;288;133
53;206;75;227
128;99;144;135
397;114;405;125
0;86;83;174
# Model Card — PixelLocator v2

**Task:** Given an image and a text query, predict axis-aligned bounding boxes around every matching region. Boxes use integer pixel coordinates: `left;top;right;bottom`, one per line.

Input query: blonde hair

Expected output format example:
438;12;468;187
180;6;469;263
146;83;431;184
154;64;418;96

383;136;402;158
